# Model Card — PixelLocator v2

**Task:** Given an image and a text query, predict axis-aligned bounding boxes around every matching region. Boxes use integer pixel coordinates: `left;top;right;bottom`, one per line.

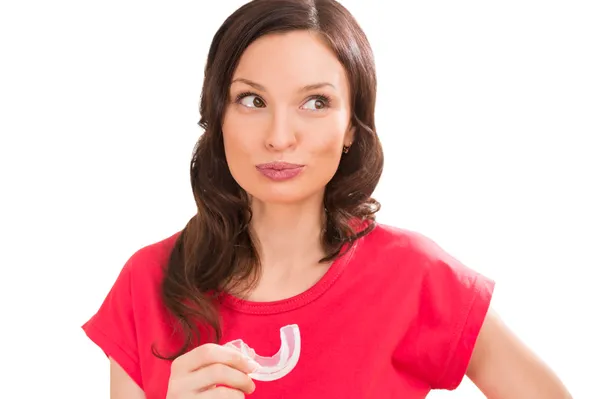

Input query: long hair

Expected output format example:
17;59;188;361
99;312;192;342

155;0;384;360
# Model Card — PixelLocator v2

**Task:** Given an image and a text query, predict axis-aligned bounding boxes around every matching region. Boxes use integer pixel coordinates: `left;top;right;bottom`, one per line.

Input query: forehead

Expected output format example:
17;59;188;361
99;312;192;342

232;30;349;93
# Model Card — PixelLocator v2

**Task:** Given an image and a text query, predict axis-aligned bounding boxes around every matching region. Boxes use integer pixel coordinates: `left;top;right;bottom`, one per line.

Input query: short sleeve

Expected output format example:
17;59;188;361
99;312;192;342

394;232;495;390
82;254;143;389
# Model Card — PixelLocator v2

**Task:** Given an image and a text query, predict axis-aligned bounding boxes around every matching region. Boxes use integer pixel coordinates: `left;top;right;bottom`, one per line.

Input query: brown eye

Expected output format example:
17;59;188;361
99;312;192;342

302;97;329;111
253;97;265;107
239;94;265;108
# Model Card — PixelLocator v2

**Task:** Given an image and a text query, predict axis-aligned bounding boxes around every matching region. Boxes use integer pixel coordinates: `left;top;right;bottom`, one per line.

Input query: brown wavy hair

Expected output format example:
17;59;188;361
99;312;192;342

155;0;384;360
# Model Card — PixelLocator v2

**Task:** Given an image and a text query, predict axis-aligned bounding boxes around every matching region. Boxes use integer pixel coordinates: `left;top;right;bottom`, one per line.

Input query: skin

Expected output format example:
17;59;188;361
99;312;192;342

222;30;354;300
110;31;572;398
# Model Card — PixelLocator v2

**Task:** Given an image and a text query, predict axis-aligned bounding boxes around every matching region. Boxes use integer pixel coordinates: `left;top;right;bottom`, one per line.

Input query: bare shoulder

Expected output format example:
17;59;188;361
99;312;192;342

109;358;146;399
467;309;572;399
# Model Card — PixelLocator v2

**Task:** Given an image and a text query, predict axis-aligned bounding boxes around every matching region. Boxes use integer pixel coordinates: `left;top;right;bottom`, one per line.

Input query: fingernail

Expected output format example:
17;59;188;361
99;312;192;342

247;359;260;373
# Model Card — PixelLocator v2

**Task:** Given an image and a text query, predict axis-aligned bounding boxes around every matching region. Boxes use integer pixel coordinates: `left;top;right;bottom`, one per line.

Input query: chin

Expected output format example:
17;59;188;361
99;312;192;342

251;190;309;205
246;183;322;206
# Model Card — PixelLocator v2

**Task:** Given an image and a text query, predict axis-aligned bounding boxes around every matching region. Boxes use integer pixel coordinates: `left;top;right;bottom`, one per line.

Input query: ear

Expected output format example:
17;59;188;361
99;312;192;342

344;125;356;147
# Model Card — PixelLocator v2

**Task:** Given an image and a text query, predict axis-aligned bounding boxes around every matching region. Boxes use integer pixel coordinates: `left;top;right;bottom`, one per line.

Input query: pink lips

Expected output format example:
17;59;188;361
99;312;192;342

255;161;305;181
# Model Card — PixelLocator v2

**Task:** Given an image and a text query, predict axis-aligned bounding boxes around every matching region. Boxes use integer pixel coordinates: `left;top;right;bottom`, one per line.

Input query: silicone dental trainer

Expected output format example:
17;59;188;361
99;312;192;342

223;324;301;382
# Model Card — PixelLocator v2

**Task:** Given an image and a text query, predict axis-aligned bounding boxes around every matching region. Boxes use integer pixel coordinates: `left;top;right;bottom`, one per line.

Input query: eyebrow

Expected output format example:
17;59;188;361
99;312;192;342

231;78;336;92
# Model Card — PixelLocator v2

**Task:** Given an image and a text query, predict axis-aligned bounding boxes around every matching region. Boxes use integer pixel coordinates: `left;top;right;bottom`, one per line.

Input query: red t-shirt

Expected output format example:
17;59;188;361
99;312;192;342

82;223;494;398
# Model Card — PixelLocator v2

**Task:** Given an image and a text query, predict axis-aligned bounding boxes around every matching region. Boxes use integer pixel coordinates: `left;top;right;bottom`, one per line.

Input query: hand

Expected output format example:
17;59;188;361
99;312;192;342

166;343;260;398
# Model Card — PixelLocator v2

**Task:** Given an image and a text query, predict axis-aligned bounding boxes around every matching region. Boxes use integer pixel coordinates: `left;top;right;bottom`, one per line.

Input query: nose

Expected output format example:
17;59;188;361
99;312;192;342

264;109;297;151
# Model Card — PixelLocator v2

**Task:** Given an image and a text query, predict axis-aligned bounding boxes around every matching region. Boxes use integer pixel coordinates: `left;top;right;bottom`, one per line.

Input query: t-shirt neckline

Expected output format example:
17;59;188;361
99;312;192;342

218;241;357;315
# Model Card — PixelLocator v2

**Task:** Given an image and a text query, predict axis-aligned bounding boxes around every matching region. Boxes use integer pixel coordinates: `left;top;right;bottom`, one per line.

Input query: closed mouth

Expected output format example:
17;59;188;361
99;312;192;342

256;162;304;170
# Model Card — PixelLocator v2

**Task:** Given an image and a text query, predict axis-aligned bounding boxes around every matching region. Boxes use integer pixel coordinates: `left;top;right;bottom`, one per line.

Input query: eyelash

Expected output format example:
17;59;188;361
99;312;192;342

233;91;332;109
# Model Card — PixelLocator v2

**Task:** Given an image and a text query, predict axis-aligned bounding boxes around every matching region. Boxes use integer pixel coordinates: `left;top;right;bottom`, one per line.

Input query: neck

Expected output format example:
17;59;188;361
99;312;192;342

249;194;326;271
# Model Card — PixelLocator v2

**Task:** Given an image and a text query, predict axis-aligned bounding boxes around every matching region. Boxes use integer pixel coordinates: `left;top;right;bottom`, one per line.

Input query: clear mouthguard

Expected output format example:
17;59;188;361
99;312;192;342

223;324;301;382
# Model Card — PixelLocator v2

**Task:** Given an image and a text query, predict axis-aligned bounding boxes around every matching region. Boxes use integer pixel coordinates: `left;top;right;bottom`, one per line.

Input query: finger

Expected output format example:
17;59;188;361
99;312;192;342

198;386;245;398
178;363;255;394
199;364;256;394
247;347;256;359
172;343;259;375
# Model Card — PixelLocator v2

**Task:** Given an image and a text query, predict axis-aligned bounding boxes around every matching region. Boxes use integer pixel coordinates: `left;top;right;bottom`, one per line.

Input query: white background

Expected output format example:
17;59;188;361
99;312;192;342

1;0;598;397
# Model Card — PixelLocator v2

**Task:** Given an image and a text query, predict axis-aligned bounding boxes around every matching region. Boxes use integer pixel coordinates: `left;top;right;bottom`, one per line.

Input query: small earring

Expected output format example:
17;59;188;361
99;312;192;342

342;145;350;154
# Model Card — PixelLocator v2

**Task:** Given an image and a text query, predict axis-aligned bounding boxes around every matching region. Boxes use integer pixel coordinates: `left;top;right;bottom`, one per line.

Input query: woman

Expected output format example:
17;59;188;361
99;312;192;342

83;0;572;398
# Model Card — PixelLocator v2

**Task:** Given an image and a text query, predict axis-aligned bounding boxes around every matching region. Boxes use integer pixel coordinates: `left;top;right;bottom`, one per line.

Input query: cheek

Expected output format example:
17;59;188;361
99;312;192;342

303;118;347;184
305;117;347;157
222;113;259;188
222;112;262;160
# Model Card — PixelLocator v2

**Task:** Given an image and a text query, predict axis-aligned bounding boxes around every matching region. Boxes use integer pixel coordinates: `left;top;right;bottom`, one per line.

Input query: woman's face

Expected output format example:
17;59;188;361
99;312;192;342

222;30;354;205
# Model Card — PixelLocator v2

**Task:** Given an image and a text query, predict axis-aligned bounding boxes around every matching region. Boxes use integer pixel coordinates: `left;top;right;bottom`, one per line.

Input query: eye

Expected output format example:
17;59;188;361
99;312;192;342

237;93;266;108
301;95;330;111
